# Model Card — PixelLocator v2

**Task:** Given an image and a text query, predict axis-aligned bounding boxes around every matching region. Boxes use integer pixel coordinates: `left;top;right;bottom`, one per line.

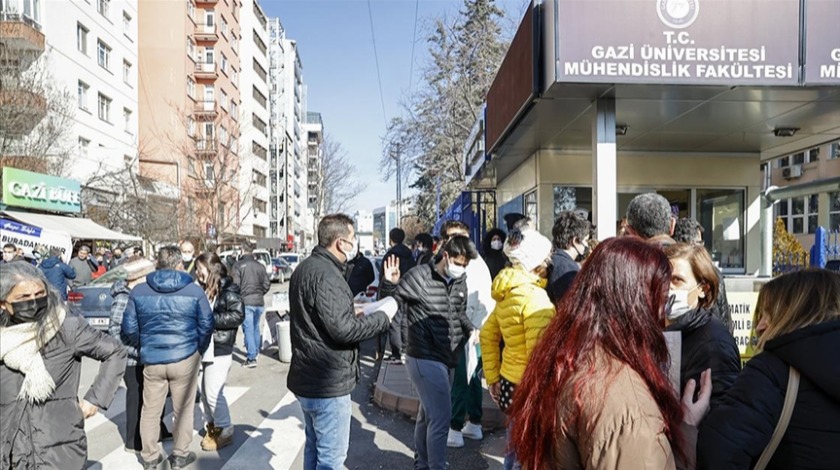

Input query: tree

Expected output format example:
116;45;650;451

0;28;74;177
380;0;508;226
320;133;366;215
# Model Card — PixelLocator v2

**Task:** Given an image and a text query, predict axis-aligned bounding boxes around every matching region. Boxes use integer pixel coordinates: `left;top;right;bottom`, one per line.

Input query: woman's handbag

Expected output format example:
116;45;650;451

754;366;800;470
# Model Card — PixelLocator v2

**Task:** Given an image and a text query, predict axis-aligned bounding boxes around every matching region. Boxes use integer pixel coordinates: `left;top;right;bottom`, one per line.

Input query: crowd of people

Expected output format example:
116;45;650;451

1;191;839;470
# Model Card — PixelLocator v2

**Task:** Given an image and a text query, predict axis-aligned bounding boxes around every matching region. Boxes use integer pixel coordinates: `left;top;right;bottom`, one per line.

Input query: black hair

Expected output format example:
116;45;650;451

483;228;507;253
673;218;704;244
156;246;183;270
626;193;672;239
318;214;354;247
389;228;406;245
552;211;591;250
414;233;433;250
441;220;469;239
440;235;478;261
3;243;16;251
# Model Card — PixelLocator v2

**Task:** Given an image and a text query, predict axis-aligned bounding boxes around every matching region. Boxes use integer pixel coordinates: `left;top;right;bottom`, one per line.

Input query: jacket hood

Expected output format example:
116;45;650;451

491;267;546;302
39;256;61;269
145;270;194;293
765;319;840;400
110;279;131;297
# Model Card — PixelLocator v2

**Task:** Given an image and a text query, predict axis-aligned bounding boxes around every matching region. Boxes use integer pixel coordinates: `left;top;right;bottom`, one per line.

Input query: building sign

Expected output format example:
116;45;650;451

555;0;800;86
1;167;82;213
804;0;840;85
728;291;760;367
0;218;73;262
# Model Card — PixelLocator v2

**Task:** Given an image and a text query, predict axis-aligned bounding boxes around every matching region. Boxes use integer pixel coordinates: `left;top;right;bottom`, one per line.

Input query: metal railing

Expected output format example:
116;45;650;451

0;11;42;30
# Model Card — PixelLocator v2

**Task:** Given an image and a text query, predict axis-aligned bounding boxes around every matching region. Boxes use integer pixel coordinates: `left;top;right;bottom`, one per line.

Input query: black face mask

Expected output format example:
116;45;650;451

8;296;49;325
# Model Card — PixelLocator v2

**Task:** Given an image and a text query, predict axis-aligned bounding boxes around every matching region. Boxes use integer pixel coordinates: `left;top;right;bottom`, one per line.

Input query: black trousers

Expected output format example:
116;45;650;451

375;310;403;359
124;365;169;451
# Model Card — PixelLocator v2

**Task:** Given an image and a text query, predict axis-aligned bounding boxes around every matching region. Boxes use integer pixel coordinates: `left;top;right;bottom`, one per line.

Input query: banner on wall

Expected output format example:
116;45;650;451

0;218;73;262
728;291;760;367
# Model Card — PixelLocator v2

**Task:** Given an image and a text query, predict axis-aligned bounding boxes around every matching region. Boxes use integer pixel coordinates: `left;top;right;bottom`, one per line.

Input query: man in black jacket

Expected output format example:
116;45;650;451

548;211;591;303
379;235;477;470
345;245;375;297
287;214;396;470
232;242;270;368
380;228;416;360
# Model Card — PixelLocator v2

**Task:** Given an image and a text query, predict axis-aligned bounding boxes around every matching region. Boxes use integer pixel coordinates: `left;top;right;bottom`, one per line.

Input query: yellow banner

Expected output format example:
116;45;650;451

728;292;760;367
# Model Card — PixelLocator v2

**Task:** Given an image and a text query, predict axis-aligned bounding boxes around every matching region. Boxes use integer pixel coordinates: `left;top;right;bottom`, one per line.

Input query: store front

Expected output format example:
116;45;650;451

468;0;840;275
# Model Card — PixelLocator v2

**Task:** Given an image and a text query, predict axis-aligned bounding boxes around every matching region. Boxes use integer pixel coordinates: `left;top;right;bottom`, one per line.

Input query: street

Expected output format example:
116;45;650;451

79;282;508;469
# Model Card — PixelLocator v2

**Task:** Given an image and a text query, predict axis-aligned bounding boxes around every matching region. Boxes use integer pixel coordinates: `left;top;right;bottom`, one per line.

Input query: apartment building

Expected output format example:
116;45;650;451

0;0;138;192
764;139;840;249
138;0;242;241
237;0;270;238
303;111;323;238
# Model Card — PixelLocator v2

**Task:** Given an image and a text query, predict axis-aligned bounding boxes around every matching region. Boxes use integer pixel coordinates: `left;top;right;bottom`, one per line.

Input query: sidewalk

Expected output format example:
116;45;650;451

373;361;507;430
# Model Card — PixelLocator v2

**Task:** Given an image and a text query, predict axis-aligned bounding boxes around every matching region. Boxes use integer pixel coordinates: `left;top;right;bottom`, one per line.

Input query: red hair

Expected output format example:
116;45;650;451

508;237;684;468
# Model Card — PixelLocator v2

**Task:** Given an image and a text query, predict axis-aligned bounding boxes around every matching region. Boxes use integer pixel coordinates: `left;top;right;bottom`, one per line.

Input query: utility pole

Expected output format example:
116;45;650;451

394;143;402;226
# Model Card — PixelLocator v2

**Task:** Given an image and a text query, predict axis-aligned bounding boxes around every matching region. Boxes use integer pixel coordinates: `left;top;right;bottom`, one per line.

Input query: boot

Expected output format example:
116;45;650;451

214;425;234;450
200;423;217;451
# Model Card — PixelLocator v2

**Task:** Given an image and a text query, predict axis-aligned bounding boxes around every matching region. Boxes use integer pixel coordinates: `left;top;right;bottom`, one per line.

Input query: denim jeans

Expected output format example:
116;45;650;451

242;305;264;361
296;394;352;470
406;356;452;470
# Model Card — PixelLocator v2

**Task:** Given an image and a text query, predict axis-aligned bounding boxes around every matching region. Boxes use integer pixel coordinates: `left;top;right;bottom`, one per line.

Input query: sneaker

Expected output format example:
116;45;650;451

200;423;218;451
141;455;164;470
462;422;484;441
446;429;465;448
243;359;257;368
169;451;197;470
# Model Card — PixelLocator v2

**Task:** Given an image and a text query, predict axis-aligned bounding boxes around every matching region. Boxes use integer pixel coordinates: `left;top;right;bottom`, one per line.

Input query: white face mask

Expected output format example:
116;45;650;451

446;262;466;279
667;285;699;320
340;240;357;261
490;240;503;251
182;254;193;263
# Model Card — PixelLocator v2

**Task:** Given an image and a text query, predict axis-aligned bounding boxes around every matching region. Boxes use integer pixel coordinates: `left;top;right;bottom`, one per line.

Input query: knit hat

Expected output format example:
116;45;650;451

504;229;552;272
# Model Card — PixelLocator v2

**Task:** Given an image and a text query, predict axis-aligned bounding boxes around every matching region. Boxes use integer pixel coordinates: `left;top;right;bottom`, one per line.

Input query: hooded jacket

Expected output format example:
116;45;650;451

698;320;840;470
383;243;416;280
121;270;214;365
345;253;375;297
482;228;509;280
548;250;580;303
480;267;555;385
211;277;245;356
0;314;126;470
287;246;391;398
666;306;741;409
39;256;76;300
380;263;473;368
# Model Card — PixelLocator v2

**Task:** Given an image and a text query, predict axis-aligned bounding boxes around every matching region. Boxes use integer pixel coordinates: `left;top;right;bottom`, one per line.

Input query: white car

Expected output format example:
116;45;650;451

220;249;273;280
278;253;304;272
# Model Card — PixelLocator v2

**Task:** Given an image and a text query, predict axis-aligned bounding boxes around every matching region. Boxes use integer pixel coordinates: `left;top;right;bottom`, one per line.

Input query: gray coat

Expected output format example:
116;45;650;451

0;314;127;470
68;257;94;287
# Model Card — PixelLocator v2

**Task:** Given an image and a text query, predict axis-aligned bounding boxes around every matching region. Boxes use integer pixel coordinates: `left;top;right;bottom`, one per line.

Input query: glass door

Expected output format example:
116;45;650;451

697;189;745;272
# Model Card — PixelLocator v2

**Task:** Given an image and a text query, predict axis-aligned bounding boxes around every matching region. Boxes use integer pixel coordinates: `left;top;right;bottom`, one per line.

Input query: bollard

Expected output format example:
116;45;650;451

276;316;292;363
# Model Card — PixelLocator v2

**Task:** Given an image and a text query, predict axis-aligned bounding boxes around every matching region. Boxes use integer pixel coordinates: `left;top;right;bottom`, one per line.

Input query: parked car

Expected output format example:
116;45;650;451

278;253;304;272
66;266;127;330
271;257;294;283
220;249;273;281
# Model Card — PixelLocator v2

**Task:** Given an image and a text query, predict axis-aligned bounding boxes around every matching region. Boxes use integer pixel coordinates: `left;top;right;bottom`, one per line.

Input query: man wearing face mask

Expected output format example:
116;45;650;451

180;241;197;276
379;235;477;470
231;241;270;368
2;243;22;264
288;214;396;470
548;211;591;303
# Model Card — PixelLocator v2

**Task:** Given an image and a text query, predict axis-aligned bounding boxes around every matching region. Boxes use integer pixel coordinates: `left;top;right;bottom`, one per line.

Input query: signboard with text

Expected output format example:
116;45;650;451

555;0;801;86
804;0;840;85
0;218;73;262
728;291;760;367
1;167;82;213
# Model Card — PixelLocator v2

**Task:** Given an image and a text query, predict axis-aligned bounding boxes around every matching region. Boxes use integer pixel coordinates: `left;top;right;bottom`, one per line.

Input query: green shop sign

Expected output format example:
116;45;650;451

1;167;81;213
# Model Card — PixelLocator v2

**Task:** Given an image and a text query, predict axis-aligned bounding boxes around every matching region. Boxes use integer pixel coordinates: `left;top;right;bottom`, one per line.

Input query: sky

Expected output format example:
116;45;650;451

262;0;530;214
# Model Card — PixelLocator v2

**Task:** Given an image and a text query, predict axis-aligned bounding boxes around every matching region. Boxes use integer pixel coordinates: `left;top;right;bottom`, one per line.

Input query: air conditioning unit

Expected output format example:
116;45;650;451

782;164;803;180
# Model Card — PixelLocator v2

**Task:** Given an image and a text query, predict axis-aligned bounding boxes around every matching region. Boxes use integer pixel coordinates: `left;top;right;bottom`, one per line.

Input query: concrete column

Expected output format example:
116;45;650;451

592;98;617;240
818;192;830;228
760;195;775;277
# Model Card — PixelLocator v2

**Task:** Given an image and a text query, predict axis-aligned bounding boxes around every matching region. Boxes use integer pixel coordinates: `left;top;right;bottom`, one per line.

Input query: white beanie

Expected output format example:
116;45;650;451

504;229;552;273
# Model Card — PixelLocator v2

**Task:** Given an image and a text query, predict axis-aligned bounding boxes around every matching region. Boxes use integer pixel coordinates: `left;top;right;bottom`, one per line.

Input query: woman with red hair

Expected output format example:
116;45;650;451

508;237;711;469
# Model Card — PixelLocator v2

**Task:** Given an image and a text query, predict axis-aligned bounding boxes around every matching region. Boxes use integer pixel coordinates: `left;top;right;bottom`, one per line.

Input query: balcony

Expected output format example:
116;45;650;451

0;89;47;135
0;12;45;59
194;62;218;80
195;138;218;158
194;100;218;120
195;0;219;3
195;23;218;42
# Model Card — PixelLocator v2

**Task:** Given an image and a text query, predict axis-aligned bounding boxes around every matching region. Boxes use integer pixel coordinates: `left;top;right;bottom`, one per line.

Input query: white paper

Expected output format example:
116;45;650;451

202;336;215;363
465;341;480;383
273;292;290;312
362;297;398;318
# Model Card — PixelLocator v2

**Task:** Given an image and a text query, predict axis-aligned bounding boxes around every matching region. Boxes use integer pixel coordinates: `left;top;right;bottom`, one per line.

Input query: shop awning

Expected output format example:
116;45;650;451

1;210;142;241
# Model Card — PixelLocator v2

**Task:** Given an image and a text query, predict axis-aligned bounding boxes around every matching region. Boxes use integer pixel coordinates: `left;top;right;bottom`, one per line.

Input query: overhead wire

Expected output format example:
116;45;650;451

407;0;419;98
366;0;389;129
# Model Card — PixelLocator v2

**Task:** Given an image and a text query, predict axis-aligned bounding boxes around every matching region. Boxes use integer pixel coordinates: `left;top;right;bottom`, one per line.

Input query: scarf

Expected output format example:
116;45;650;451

0;308;66;403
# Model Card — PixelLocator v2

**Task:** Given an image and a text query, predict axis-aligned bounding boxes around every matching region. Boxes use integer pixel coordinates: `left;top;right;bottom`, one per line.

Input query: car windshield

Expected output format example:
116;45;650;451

283;255;298;263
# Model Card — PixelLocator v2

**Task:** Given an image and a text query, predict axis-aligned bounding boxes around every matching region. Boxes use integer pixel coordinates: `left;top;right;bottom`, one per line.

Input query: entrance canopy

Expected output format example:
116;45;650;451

1;210;142;241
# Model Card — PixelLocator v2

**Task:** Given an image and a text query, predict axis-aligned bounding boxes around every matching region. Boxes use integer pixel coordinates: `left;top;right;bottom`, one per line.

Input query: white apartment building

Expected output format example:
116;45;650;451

237;0;270;238
303;111;323;237
354;209;374;255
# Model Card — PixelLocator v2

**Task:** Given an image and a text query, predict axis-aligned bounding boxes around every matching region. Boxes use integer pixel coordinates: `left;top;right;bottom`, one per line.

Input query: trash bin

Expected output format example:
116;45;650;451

276;315;292;363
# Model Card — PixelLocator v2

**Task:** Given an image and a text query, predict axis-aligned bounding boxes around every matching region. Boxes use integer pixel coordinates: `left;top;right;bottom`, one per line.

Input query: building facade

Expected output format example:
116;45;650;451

303;111;323;238
137;0;242;242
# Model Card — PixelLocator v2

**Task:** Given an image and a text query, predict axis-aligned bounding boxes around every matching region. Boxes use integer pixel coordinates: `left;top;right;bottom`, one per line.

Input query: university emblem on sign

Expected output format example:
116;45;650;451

657;0;699;29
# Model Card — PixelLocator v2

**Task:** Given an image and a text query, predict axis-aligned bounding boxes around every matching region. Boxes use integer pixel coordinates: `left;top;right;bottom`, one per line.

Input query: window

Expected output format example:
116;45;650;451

553;186;593;218
97;0;109;18
204;122;215;141
524;190;537;223
220;53;228;75
188;0;195;21
220;126;228;146
97;93;111;122
253;197;267;213
231;33;238;51
76;23;88;55
252;170;267;187
779;147;820;167
230;101;238;119
187;77;196;99
253;58;267;82
97;40;111;70
204;162;215;184
122;60;132;86
776;195;819;235
123;108;132;132
187;38;196;61
697;189;746;270
231;68;238;86
187;117;196;137
122;11;131;37
204;46;215;64
253;30;267;55
252;86;266;109
220;90;228;109
221;17;228;36
831;142;840;160
77;81;89;110
78;137;90;157
830;192;840;230
204;10;215;30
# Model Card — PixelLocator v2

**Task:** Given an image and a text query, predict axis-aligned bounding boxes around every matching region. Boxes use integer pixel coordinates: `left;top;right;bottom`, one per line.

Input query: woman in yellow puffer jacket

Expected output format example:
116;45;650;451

480;229;555;469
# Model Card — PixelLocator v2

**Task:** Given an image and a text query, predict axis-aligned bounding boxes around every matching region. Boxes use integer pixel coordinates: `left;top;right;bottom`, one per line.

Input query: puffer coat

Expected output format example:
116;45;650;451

480;267;555;385
0;314;126;470
380;263;473;368
211;277;245;356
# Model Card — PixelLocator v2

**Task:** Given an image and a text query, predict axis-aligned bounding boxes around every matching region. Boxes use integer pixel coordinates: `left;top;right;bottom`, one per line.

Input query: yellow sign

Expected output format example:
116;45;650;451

728;292;760;367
